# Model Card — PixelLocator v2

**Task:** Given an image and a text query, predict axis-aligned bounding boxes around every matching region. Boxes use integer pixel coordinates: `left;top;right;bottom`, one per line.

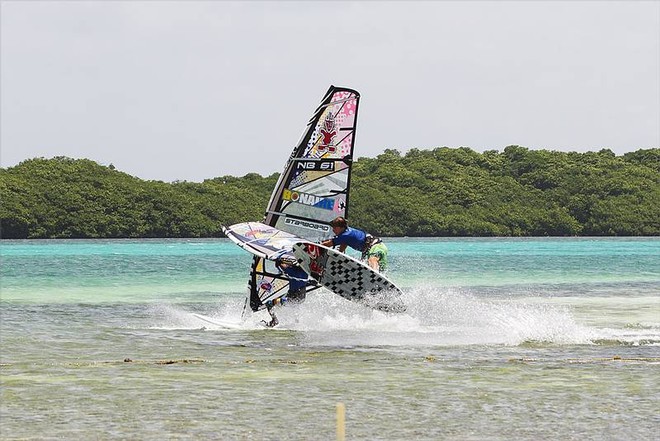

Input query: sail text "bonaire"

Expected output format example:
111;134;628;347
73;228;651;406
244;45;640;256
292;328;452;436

283;189;334;210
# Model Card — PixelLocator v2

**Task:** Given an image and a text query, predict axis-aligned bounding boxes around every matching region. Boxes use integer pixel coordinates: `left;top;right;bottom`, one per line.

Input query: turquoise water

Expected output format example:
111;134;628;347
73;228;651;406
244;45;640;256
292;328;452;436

1;238;659;440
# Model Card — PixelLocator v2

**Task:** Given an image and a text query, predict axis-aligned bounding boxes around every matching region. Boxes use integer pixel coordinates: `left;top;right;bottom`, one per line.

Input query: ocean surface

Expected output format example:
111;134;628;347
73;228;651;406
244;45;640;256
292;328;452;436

1;237;658;440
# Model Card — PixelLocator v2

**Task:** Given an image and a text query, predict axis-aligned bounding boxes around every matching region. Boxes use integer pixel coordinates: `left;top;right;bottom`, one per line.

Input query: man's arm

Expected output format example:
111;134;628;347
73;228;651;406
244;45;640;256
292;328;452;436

320;239;334;248
320;238;347;253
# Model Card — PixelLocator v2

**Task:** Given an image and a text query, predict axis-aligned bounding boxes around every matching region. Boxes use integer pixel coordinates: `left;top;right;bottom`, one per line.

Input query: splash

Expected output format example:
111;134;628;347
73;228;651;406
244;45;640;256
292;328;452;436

279;287;598;347
144;286;633;347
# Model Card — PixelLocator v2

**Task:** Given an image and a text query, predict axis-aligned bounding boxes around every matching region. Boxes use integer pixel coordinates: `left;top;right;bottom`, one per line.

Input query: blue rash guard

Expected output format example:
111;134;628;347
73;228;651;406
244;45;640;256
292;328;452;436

331;227;367;252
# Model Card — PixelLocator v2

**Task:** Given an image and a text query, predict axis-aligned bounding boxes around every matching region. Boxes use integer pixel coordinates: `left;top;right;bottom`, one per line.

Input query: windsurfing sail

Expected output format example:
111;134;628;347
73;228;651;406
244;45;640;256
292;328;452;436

247;86;361;311
223;222;302;261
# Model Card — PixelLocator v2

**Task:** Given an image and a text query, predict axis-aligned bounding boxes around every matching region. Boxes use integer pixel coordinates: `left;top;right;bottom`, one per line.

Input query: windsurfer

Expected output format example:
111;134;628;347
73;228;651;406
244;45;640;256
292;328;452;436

320;217;388;272
263;259;308;327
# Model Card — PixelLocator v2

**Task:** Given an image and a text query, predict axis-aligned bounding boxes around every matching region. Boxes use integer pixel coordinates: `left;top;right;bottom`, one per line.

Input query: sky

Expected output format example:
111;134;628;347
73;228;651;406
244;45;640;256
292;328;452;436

1;1;658;182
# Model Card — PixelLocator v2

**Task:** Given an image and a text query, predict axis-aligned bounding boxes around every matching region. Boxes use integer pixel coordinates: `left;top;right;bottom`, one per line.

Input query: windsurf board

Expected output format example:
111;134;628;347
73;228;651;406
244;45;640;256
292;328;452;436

192;313;244;330
292;242;406;313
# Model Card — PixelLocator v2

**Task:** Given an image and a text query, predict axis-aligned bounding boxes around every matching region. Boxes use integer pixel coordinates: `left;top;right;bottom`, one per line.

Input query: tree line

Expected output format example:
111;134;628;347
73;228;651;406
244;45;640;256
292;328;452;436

1;146;658;239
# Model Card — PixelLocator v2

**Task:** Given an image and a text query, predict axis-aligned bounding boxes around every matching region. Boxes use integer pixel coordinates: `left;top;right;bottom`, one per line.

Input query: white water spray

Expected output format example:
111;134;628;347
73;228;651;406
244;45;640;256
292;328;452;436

147;285;624;346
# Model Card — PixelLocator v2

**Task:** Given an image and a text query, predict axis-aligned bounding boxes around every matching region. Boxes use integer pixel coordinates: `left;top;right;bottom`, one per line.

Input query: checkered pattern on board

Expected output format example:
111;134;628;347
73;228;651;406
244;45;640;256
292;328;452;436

322;254;394;300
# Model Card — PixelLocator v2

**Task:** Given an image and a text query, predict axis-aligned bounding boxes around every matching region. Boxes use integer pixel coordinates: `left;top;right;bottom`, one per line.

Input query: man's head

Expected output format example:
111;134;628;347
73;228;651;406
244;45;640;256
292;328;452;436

330;216;347;234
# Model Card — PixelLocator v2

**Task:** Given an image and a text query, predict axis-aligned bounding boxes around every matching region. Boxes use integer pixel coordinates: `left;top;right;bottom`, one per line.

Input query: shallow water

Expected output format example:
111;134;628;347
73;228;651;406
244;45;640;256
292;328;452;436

1;238;658;440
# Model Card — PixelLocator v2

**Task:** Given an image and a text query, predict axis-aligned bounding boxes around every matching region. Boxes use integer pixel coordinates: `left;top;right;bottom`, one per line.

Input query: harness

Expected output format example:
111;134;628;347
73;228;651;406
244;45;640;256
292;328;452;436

361;234;382;260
